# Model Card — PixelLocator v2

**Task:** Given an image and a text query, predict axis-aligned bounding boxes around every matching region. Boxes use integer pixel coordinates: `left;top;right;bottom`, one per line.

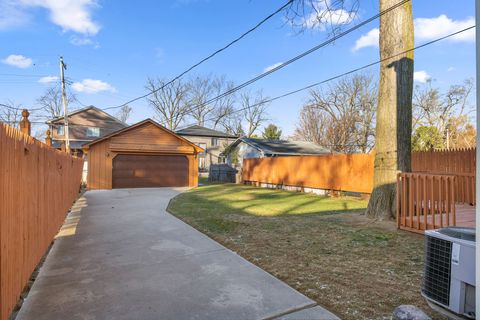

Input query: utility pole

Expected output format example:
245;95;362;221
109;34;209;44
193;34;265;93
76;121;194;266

60;56;70;153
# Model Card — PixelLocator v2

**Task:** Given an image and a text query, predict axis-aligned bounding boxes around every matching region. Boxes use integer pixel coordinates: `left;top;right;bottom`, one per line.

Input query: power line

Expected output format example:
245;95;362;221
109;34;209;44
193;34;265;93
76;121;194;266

0;73;51;78
176;25;475;131
135;0;410;119
0;103;44;112
103;0;294;110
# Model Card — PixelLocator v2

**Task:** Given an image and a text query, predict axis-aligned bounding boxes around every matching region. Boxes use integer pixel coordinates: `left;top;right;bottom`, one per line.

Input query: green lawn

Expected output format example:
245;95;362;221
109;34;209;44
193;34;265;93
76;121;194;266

168;183;440;320
170;183;367;217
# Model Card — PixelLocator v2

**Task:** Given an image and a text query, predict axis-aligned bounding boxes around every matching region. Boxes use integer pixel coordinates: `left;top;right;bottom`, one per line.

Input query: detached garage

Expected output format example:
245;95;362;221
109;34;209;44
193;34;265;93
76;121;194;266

84;119;203;189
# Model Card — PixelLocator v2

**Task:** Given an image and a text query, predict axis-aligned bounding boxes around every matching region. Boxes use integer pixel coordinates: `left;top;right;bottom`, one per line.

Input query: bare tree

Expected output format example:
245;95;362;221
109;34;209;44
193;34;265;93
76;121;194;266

37;86;77;119
294;74;377;153
187;76;215;126
286;0;359;34
366;0;414;220
145;78;190;130
218;109;245;136
186;75;236;128
0;101;23;128
286;0;412;219
241;90;270;137
115;104;132;123
211;79;236;129
413;78;474;140
293;104;328;144
448;115;476;149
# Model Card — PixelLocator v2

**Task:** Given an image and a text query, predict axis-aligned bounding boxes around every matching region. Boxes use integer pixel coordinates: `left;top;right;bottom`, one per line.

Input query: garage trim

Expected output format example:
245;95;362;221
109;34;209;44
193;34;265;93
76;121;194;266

83;119;204;190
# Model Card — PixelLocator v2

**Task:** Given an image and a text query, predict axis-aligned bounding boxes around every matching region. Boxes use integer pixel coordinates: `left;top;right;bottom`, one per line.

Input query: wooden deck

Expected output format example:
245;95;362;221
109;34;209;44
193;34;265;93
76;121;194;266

454;204;476;227
400;204;475;234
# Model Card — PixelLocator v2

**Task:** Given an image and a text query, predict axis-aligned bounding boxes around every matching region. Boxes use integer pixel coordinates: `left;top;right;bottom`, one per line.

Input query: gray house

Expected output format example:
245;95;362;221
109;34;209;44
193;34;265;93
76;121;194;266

175;125;238;172
223;137;331;168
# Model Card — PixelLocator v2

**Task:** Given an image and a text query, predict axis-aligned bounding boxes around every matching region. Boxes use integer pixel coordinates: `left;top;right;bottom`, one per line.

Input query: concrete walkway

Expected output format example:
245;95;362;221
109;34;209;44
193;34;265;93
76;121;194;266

17;188;338;320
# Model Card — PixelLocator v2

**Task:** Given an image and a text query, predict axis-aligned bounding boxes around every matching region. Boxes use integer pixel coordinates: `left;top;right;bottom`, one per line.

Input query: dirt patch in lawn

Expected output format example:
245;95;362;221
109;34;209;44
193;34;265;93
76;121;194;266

168;184;444;320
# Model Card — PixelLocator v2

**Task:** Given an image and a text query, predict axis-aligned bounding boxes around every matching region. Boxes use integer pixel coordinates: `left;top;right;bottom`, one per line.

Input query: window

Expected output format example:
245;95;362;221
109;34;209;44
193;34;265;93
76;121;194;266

57;125;64;135
199;157;206;170
86;127;100;137
197;143;207;157
211;138;219;146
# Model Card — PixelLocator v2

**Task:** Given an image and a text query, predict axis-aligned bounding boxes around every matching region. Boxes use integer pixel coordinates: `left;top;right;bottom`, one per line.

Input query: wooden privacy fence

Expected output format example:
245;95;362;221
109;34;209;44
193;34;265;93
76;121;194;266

0;123;83;320
397;173;456;233
412;148;476;205
242;153;374;194
412;148;475;174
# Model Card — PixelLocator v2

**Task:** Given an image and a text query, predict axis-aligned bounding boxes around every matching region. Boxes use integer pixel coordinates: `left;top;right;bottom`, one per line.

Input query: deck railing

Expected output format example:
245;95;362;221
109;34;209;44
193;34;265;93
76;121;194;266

454;173;476;205
397;173;457;233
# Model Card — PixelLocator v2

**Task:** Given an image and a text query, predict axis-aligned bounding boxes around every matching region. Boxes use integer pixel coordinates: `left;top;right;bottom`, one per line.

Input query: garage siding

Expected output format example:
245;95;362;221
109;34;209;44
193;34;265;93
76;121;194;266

87;139;112;190
86;120;200;190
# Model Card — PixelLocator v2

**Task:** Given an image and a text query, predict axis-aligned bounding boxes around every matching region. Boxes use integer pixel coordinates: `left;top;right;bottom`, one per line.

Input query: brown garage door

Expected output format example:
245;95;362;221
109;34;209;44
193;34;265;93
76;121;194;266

112;154;189;188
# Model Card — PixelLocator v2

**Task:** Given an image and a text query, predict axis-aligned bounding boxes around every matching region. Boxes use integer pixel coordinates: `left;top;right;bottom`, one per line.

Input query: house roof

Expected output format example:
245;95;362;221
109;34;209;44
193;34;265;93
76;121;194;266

83;118;204;153
175;125;238;138
47;105;127;126
225;137;331;156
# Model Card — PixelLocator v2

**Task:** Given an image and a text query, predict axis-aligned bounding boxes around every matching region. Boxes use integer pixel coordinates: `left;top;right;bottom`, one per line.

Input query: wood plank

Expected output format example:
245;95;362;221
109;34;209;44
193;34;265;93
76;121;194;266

112;154;189;188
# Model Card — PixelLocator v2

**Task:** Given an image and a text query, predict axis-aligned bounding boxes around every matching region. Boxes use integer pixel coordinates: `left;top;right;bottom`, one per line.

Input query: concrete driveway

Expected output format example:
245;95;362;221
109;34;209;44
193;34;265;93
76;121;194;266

16;188;338;320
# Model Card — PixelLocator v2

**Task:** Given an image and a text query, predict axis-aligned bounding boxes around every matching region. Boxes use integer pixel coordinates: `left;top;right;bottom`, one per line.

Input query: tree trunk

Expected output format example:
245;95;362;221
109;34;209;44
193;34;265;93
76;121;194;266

365;0;414;220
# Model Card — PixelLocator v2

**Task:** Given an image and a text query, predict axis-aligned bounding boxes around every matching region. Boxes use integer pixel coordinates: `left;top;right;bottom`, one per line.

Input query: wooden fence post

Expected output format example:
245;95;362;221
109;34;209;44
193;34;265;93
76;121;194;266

45;129;52;146
19;109;31;136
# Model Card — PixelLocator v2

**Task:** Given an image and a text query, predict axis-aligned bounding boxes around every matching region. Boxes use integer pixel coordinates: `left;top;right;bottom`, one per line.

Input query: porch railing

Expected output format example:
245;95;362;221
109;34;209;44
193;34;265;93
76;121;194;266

454;173;476;205
397;173;457;233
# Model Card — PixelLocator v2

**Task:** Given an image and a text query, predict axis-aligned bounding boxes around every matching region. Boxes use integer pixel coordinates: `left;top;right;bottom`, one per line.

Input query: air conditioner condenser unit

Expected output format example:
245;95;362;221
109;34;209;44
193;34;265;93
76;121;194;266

422;227;475;319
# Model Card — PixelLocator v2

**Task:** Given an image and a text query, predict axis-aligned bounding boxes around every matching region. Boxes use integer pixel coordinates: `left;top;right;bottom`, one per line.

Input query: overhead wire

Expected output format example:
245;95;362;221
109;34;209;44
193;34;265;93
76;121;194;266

175;25;475;131
105;0;410;113
0;103;44;112
163;0;411;120
103;0;294;110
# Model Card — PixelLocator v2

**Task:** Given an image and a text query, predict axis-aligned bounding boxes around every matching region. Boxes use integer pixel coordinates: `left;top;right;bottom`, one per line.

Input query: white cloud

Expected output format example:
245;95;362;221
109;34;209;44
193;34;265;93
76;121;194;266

352;15;474;52
2;54;33;68
19;0;100;35
69;35;99;48
304;9;354;29
447;66;456;72
38;75;59;83
0;0;30;30
71;79;116;94
415;15;474;42
263;62;282;73
352;28;379;52
298;0;355;30
414;71;431;83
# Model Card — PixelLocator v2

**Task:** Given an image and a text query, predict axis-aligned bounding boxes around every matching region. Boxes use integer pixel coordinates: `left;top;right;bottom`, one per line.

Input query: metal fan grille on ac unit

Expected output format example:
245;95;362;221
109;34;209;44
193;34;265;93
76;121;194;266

422;236;452;306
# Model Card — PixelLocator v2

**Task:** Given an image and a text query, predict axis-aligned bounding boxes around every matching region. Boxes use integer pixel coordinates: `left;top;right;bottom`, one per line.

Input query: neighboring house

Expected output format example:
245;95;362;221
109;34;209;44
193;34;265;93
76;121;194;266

223;137;332;167
46;106;127;156
175;125;238;172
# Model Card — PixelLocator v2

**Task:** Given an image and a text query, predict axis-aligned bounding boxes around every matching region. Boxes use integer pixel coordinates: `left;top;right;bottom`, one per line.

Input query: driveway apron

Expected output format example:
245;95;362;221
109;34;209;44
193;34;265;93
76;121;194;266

16;188;338;320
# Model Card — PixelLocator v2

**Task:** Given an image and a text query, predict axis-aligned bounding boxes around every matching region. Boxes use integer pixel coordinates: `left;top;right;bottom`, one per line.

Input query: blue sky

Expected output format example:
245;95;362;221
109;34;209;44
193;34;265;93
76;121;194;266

0;0;476;136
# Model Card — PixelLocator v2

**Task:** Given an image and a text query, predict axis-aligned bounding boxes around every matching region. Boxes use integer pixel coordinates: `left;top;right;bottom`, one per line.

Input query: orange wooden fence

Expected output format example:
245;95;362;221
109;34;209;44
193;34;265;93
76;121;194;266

397;173;457;233
0;123;83;320
242;153;374;194
412;148;475;174
412;148;476;205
